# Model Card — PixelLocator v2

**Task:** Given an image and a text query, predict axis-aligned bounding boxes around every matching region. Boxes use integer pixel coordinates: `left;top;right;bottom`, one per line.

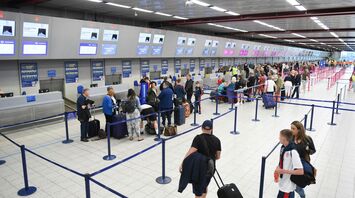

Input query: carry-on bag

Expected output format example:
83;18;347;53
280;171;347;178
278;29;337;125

261;94;276;109
88;107;100;138
145;121;156;135
174;105;186;126
163;125;177;136
111;113;128;139
213;169;243;198
182;102;191;118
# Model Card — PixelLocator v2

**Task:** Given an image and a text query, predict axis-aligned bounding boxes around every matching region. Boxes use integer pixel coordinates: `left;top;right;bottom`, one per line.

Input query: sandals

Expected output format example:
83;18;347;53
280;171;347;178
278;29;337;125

129;136;134;141
138;137;144;141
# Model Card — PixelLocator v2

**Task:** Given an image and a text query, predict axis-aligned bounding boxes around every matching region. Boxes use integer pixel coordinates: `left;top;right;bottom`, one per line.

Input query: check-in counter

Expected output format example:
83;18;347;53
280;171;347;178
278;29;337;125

0;91;65;127
88;84;129;107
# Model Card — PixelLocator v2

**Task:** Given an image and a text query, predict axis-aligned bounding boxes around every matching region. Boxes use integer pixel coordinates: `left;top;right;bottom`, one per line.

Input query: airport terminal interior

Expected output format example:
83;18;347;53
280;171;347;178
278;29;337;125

0;0;355;198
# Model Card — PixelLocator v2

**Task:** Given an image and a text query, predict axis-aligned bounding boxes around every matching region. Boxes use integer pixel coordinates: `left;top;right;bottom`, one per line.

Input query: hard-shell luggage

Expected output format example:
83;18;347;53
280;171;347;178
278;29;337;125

182;102;191;118
261;94;276;109
174;105;185;126
111;113;128;139
214;169;243;198
88;119;100;138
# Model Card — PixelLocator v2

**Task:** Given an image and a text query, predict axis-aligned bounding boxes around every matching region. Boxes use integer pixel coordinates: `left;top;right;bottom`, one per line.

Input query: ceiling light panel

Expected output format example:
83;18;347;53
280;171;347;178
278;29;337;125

132;7;154;13
173;16;189;20
253;20;285;31
105;2;131;8
210;6;227;12
295;5;307;11
292;33;306;38
286;0;301;6
87;0;102;2
225;11;240;16
191;0;210;7
155;12;172;17
259;34;277;39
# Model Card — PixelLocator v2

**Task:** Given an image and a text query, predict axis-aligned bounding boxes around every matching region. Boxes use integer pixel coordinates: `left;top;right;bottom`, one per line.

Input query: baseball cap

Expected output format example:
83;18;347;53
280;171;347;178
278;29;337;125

202;120;213;130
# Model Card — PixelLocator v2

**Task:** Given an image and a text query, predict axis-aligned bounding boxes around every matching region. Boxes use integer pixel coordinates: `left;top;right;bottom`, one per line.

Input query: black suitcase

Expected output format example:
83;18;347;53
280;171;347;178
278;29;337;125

214;169;243;198
281;89;286;101
174;105;185;126
88;119;100;138
111;113;128;139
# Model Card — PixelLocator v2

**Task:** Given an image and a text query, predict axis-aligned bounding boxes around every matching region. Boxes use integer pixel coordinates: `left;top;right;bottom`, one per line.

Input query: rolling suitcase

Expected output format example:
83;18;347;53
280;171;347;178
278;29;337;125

111;113;128;139
281;89;286;101
214;169;243;198
182;102;191;118
88;107;100;138
174;105;185;126
261;94;276;109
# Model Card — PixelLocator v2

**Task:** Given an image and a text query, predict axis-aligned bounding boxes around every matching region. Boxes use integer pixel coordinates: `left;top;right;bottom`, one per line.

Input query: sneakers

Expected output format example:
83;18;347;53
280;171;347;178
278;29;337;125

80;138;89;142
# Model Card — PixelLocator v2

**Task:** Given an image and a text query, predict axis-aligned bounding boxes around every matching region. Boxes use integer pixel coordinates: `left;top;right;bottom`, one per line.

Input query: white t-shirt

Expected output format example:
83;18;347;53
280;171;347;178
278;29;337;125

279;149;303;193
266;79;276;92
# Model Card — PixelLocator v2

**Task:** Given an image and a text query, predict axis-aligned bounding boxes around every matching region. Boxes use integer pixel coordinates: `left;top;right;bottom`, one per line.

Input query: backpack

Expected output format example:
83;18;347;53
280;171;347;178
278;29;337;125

122;99;136;113
200;135;215;178
290;150;317;188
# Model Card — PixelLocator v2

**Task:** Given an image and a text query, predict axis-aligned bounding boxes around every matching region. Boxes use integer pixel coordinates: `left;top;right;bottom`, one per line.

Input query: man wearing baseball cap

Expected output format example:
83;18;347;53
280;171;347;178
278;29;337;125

179;120;222;198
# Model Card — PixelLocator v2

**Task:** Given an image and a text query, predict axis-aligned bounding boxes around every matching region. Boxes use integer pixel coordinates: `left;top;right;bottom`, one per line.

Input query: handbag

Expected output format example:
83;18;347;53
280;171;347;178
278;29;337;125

163;125;177;136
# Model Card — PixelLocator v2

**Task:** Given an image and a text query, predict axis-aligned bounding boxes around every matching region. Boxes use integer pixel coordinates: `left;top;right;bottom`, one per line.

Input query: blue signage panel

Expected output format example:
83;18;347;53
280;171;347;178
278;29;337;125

91;61;104;81
175;59;181;73
122;60;132;78
65;61;79;83
151;46;163;56
161;60;168;75
111;67;117;74
140;60;150;76
102;44;117;56
20;63;38;87
26;95;36;102
137;45;150;56
47;70;56;78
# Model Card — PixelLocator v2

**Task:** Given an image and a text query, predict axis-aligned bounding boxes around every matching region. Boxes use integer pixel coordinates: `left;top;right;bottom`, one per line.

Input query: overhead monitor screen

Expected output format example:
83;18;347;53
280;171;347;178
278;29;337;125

177;37;186;45
225;42;232;48
0;20;15;36
187;38;196;46
212;40;219;47
232;42;237;48
23;22;49;38
22;41;47;55
103;30;119;41
102;44;117;55
185;48;193;55
151;45;163;55
0;40;15;55
138;33;152;43
137;45;150;55
153;34;165;44
205;40;212;47
80;27;99;40
176;47;184;56
79;43;97;55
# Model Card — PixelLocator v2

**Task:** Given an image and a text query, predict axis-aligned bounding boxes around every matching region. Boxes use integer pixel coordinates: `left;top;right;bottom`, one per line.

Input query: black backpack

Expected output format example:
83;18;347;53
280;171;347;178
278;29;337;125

122;99;136;114
290;151;316;188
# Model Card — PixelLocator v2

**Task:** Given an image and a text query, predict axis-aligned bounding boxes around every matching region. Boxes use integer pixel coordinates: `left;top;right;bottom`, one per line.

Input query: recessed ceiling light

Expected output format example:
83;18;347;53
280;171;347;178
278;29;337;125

284;39;295;42
105;2;131;8
210;6;227;12
330;32;339;38
191;0;210;7
292;33;306;38
207;23;215;26
155;12;172;17
310;17;318;20
87;0;102;3
286;0;301;6
173;16;189;20
295;5;307;11
259;34;278;39
225;11;240;16
309;39;318;42
132;7;154;13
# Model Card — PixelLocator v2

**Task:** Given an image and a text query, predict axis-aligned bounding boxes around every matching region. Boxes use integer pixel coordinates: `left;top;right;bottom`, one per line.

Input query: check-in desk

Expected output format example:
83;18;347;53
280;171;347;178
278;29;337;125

0;91;65;127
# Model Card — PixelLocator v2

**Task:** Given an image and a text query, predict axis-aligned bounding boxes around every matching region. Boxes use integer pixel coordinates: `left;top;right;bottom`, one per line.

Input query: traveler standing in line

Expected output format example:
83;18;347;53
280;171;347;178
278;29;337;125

284;74;293;98
102;87;118;131
194;81;203;114
185;74;194;103
275;74;284;102
301;69;310;93
158;82;174;126
77;88;91;142
231;65;239;78
274;129;304;198
125;89;143;141
147;81;159;112
179;120;221;198
292;71;301;98
290;121;316;198
265;75;277;96
350;71;355;92
174;78;186;102
258;71;266;95
160;76;174;91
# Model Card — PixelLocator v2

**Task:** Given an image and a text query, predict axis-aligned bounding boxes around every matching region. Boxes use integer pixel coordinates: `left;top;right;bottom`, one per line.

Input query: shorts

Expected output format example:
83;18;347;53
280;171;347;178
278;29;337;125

277;191;294;198
193;175;212;196
141;107;157;121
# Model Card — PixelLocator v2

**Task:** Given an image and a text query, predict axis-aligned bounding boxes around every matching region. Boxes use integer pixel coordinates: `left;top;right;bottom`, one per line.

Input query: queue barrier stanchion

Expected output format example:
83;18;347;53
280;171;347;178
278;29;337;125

156;138;171;184
258;156;266;198
191;101;199;126
272;97;279;118
84;174;91;198
103;124;116;161
229;95;235;111
17;145;37;196
327;101;337;126
213;94;220;115
62;112;74;144
307;104;316;132
154;111;162;141
336;93;341;115
252;97;261;122
0;159;5;165
230;106;240;135
303;114;308;130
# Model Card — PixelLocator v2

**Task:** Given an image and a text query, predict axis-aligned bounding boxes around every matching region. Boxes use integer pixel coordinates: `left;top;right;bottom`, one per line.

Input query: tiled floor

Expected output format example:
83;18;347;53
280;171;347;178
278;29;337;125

1;68;355;198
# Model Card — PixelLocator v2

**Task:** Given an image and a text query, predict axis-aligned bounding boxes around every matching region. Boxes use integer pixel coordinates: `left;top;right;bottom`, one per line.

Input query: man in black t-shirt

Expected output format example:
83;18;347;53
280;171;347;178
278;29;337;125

180;120;221;198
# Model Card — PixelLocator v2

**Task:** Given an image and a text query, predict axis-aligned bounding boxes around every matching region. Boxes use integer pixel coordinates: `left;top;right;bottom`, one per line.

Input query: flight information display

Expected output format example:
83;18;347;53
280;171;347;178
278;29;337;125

0;20;15;36
151;45;163;55
205;40;212;47
187;38;196;46
79;43;97;55
23;22;49;38
22;41;47;55
102;44;117;55
212;40;219;47
103;30;119;41
153;34;165;44
176;47;184;56
137;45;150;55
138;33;152;43
80;27;99;40
177;37;186;45
0;40;15;55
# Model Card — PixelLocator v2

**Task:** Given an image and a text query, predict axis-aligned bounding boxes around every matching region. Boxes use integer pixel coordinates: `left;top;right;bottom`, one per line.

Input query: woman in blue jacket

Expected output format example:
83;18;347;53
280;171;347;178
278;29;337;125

102;87;118;125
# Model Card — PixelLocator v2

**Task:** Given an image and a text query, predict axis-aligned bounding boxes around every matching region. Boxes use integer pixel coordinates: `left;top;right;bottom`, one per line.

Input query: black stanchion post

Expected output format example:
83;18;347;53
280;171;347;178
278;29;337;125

230;107;240;135
327;101;337;126
84;174;91;198
191;101;199;126
156;139;171;184
272;98;279;118
336;94;341;115
103;124;116;160
258;157;266;198
229;95;234;110
307;105;316;132
62;112;74;144
213;94;220;115
304;114;308;130
154;112;162;141
17;145;37;196
252;98;261;122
